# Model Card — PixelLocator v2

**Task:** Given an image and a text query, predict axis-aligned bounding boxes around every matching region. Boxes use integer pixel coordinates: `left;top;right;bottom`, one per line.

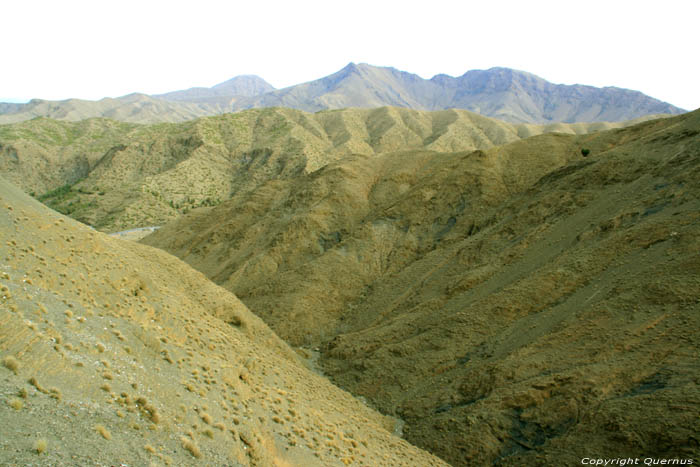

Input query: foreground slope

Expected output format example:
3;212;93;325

0;176;446;466
0;107;661;232
143;111;700;464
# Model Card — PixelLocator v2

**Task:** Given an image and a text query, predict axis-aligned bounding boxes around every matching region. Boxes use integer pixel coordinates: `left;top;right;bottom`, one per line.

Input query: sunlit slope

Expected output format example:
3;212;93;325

143;111;700;465
1;107;653;232
0;176;447;466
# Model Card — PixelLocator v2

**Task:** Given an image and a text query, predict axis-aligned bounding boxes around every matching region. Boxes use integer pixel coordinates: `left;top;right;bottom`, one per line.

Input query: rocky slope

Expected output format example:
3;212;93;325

0;64;685;124
142;110;700;465
0;175;446;466
0;107;660;232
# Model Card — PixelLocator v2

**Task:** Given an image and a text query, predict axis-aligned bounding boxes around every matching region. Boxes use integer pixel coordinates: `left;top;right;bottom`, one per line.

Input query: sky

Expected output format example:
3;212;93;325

1;0;698;110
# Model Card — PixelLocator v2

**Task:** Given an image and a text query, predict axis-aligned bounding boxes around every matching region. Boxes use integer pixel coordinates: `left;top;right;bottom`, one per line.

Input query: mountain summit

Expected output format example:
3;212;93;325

155;75;275;102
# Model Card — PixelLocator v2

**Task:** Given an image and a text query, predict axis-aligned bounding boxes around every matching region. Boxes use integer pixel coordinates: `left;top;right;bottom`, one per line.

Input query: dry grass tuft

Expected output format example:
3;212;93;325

95;424;112;440
48;387;62;400
3;355;20;374
8;398;23;410
214;421;226;431
34;439;47;454
181;437;202;458
29;376;47;393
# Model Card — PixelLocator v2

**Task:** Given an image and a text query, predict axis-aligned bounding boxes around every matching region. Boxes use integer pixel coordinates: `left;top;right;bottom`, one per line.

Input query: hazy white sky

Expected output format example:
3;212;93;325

2;0;698;110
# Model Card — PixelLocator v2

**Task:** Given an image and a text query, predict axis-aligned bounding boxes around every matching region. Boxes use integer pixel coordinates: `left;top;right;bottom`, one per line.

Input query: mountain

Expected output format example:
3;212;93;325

141;110;700;465
155;75;275;102
430;66;685;123
0;175;446;466
0;107;659;232
0;64;685;124
0;93;229;125
232;64;685;123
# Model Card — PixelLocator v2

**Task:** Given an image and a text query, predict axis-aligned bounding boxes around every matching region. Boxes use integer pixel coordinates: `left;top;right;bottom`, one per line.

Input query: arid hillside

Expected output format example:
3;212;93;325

0;176;446;466
142;110;700;465
0;107;660;232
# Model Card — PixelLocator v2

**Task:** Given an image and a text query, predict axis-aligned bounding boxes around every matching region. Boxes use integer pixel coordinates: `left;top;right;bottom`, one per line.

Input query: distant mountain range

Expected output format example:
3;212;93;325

154;74;275;102
0;63;685;124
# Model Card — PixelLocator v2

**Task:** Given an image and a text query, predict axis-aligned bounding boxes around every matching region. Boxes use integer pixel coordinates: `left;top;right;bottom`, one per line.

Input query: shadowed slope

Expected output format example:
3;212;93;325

0;176;446;466
143;111;700;464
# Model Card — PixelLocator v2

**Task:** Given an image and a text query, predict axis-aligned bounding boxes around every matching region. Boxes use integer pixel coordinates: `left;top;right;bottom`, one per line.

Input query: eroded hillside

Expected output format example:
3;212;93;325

0;177;446;466
142;111;700;464
0;107;654;232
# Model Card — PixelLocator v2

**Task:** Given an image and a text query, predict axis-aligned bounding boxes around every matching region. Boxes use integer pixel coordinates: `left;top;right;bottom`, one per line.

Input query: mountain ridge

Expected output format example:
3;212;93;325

0;64;685;124
0;107;666;232
155;75;275;102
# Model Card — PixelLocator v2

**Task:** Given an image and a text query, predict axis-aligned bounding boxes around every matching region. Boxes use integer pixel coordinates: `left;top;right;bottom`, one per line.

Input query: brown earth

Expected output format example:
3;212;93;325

142;110;700;464
0;176;446;466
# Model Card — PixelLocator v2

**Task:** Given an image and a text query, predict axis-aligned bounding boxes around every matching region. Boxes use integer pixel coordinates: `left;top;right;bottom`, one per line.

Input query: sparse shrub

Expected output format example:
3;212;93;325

48;387;62;400
181;437;202;458
29;376;46;393
3;355;20;374
8;398;23;410
581;148;591;157
34;439;47;454
95;424;111;440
